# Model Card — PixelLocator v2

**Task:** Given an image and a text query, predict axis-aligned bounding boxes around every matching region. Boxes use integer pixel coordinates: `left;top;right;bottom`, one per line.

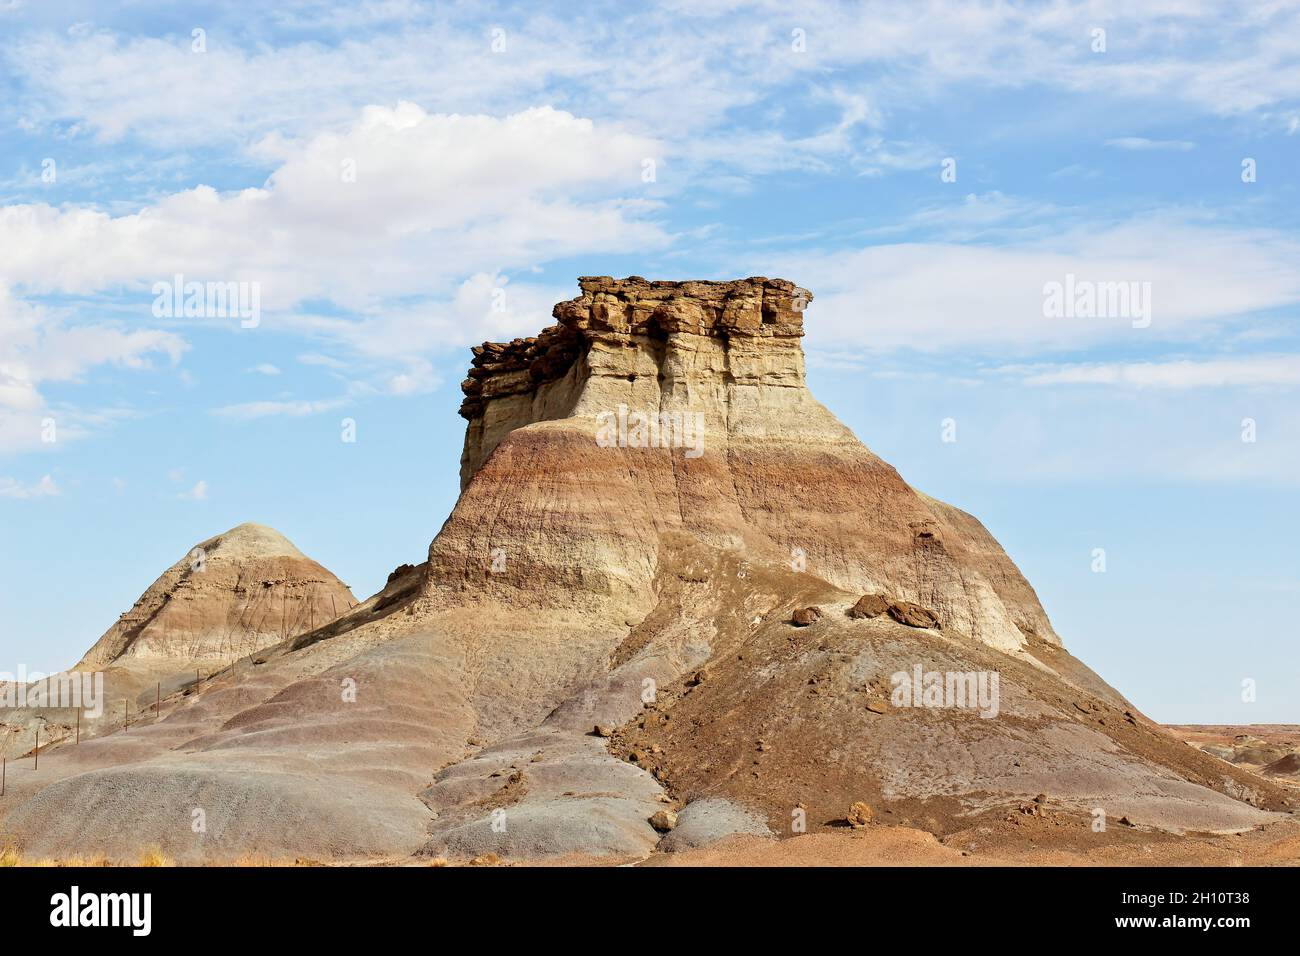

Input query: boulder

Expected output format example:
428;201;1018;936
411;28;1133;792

847;594;939;629
847;802;873;828
649;809;678;832
791;606;822;627
847;593;891;619
886;600;940;629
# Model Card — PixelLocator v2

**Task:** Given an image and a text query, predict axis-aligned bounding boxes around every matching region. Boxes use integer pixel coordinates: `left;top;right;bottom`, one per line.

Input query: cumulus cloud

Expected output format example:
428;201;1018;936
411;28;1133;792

0;104;665;312
0;103;667;428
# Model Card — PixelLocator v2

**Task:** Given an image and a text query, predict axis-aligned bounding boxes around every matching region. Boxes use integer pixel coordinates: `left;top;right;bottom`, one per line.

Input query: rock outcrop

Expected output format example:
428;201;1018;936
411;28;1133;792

78;523;356;669
433;276;1056;654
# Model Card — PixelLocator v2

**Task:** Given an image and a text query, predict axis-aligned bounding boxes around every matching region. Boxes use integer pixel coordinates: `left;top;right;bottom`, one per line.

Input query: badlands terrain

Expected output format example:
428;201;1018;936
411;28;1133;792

1;277;1296;866
1171;726;1300;788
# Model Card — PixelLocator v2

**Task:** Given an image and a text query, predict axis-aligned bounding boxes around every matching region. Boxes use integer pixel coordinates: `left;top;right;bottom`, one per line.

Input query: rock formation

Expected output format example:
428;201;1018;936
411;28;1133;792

2;278;1294;866
434;276;1056;654
78;523;356;669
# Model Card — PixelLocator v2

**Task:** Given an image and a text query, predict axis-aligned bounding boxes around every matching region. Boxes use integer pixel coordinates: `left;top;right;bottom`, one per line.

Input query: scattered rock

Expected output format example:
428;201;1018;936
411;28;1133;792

847;801;873;828
792;606;823;626
847;593;890;619
885;600;940;629
657;798;772;852
649;809;678;832
592;724;614;738
847;594;940;629
865;698;889;715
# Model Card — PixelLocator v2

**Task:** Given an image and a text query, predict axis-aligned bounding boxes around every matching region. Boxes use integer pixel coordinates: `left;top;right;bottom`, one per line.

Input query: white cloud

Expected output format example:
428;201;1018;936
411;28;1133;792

0;473;57;498
13;4;1300;152
763;218;1300;354
0;104;667;422
178;480;207;500
0;104;665;310
1049;164;1101;180
212;398;350;421
1013;355;1300;389
248;363;281;376
298;353;349;370
6;24;599;147
0;284;186;450
1105;137;1195;151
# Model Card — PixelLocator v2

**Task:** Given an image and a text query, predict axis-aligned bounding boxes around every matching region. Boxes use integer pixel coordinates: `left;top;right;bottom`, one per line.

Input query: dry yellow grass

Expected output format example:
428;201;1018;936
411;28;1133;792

0;846;113;867
138;848;172;867
222;854;316;867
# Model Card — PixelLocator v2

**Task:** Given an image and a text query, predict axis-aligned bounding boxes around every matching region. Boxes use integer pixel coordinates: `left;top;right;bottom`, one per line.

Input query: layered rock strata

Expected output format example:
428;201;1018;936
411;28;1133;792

78;523;357;668
433;276;1056;654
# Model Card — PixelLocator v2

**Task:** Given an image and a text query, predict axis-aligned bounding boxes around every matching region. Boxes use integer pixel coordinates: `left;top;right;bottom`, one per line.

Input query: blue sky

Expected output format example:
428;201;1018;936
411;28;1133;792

0;1;1297;723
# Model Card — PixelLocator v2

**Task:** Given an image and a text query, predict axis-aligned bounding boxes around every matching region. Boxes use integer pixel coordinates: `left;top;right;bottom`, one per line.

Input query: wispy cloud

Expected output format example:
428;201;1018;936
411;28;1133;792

212;398;350;421
0;286;186;451
1105;137;1195;151
0;473;57;498
761;217;1300;354
1011;355;1300;389
177;479;207;500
